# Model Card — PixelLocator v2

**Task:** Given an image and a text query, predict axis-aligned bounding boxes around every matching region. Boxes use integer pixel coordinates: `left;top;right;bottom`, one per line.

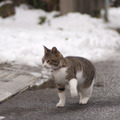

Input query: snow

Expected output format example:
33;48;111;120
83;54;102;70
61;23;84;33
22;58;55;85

0;0;12;7
0;116;5;120
108;7;120;29
0;4;120;68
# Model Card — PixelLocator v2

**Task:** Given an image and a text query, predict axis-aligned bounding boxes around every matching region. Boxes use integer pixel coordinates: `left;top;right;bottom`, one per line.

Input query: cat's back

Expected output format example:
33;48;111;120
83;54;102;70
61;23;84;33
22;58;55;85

65;56;95;70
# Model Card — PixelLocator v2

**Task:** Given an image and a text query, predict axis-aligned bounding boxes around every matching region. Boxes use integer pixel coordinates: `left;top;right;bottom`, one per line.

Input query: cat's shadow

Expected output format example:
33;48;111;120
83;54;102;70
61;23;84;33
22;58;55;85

51;97;120;114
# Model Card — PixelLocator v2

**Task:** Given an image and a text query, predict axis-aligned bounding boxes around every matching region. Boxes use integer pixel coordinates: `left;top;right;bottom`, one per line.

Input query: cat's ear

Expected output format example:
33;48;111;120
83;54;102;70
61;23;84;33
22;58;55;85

52;47;63;58
52;47;58;54
43;45;50;54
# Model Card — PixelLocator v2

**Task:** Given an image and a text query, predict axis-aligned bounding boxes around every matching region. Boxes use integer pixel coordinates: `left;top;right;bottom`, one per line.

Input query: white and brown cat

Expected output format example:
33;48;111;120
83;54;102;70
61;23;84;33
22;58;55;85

42;46;95;107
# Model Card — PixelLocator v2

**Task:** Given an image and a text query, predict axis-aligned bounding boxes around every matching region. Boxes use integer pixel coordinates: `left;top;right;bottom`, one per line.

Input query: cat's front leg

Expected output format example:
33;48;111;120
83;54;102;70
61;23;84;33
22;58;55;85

69;78;78;98
56;86;66;107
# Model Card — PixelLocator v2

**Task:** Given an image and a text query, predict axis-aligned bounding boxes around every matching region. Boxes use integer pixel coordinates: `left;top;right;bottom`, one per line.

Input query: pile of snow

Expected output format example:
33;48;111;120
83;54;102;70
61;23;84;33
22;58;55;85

0;116;5;120
0;0;12;7
108;7;120;29
0;4;120;67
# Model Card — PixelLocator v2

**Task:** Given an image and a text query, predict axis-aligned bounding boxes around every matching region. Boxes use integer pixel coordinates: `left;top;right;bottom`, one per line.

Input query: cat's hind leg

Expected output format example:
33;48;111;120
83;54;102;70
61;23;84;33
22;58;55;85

79;80;94;104
69;78;78;98
56;85;66;107
79;92;90;104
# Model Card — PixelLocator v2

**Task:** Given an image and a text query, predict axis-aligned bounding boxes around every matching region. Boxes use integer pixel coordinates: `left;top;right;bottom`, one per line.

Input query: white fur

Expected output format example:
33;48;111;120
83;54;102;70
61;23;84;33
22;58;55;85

76;70;85;89
69;78;78;98
56;91;65;107
79;95;90;104
43;61;51;69
76;71;84;84
76;71;83;80
52;67;67;86
79;80;94;104
52;68;67;107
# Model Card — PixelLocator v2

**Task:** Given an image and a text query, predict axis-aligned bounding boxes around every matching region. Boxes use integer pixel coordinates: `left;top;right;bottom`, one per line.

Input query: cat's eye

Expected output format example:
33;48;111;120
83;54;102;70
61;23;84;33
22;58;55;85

47;60;50;63
52;60;57;63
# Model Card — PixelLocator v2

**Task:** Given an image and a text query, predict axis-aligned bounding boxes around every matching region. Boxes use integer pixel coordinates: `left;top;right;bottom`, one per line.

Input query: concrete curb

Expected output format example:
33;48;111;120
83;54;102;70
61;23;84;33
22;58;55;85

0;64;48;103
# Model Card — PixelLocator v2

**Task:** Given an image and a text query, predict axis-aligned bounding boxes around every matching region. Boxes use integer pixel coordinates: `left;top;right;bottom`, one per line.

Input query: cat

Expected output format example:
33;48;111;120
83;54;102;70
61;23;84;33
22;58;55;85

42;46;95;107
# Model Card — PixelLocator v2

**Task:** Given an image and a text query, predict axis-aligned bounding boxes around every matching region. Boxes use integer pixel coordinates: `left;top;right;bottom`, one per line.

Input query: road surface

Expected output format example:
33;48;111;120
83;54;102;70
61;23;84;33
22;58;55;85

0;59;120;120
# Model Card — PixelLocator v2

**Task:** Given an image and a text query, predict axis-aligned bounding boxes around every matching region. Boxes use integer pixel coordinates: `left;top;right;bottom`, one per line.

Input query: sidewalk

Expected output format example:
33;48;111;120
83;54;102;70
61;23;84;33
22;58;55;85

0;64;49;103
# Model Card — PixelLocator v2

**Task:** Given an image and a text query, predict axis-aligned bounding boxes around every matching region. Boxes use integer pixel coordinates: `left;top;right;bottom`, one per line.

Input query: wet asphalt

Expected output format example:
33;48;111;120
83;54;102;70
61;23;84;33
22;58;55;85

0;59;120;120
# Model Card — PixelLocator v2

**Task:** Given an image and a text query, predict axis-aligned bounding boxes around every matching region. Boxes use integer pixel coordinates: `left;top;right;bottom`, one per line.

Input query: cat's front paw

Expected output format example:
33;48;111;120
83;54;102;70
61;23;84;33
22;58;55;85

71;90;78;98
56;102;65;108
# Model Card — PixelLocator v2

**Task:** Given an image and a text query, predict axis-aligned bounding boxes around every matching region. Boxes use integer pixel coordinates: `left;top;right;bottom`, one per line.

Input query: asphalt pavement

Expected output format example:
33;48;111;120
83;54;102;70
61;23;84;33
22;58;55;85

0;58;120;120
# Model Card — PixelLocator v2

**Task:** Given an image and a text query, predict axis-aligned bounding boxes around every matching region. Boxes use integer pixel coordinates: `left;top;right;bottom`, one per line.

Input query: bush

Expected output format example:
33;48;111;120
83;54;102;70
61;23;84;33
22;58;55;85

0;1;15;18
13;0;59;11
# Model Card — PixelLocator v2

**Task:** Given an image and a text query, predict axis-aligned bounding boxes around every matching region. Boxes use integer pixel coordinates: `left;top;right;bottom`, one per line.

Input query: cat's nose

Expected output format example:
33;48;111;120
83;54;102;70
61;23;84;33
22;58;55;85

44;65;47;68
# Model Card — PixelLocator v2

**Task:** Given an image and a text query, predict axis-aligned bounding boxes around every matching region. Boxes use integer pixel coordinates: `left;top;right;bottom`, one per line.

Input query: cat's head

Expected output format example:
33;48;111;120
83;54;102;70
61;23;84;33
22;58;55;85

42;46;63;70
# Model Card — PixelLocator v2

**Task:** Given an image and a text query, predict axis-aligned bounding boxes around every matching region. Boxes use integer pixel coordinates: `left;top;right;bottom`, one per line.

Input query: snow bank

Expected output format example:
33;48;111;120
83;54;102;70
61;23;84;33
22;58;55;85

108;7;120;29
0;116;5;120
0;5;120;66
0;0;12;7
